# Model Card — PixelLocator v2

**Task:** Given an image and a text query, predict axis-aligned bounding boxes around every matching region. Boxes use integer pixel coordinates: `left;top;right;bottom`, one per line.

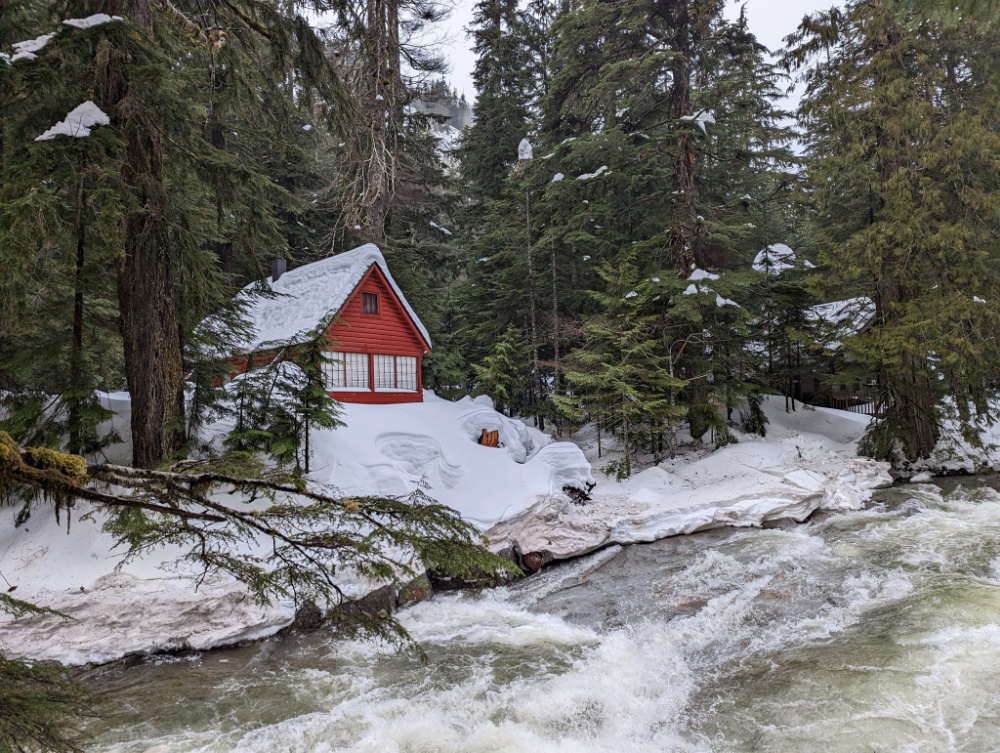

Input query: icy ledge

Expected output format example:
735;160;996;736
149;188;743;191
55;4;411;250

486;404;894;560
0;572;295;666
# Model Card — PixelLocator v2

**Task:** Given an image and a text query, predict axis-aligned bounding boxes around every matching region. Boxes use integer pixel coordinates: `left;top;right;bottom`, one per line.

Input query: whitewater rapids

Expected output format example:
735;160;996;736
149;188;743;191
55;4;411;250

87;478;1000;752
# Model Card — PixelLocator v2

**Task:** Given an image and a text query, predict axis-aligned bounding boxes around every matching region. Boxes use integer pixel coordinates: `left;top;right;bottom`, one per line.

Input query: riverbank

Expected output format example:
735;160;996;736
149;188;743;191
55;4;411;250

1;395;892;666
84;479;1000;752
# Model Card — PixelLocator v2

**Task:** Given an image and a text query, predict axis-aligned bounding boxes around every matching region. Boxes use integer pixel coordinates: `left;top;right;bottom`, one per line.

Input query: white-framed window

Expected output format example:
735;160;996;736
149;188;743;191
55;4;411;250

322;352;370;390
374;354;395;389
397;356;417;391
372;354;418;392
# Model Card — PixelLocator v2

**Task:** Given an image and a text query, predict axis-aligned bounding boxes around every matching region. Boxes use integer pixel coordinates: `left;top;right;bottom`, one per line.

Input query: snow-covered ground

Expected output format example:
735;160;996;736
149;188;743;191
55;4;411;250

490;397;892;559
0;393;893;666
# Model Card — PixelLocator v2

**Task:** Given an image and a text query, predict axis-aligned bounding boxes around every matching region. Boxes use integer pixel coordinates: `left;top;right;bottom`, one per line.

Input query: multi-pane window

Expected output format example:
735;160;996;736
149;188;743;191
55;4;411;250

372;354;418;391
321;352;417;392
362;292;379;314
397;356;417;391
322;352;370;390
374;354;395;389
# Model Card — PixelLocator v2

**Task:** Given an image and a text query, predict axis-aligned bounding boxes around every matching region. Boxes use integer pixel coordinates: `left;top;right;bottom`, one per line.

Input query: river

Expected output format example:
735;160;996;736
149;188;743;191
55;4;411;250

88;478;1000;752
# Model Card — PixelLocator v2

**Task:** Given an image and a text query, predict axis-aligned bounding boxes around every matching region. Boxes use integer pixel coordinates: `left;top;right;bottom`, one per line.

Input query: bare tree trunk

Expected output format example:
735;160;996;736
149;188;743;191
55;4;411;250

668;1;697;275
525;189;541;428
363;0;392;243
550;241;561;436
99;10;186;468
68;159;87;455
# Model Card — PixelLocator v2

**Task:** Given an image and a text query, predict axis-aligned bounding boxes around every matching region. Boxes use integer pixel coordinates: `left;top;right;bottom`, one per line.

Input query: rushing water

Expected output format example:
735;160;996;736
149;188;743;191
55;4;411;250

88;479;1000;752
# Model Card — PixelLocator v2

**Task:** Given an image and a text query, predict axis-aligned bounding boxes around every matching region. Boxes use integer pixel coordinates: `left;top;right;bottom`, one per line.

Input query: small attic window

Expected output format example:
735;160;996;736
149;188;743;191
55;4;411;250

363;292;379;314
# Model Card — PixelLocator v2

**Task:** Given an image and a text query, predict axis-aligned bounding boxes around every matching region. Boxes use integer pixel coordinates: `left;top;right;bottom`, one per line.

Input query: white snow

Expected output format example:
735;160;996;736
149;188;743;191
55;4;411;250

35;101;110;141
215;243;432;355
806;297;876;351
689;268;719;282
753;243;797;275
551;173;564;182
625;291;638;299
2;391;899;666
309;394;593;522
62;14;123;28
302;124;312;131
488;397;892;560
716;295;739;308
577;165;609;180
682;271;717;297
0;391;594;664
10;33;55;62
974;296;986;304
680;110;716;134
429;221;453;236
518;138;533;160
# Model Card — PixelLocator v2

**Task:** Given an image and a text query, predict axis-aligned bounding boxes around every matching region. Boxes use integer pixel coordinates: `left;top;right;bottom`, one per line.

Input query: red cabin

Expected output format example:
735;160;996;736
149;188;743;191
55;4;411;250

226;244;432;404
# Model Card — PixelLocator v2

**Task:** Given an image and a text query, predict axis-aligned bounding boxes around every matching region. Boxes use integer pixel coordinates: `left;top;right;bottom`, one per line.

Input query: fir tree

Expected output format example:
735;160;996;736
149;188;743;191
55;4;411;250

458;0;532;201
788;3;1000;461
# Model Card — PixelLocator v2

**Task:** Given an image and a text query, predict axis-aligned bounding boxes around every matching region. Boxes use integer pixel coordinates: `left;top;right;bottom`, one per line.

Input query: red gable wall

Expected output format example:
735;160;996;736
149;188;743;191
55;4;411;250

322;264;430;404
326;265;429;355
227;263;430;404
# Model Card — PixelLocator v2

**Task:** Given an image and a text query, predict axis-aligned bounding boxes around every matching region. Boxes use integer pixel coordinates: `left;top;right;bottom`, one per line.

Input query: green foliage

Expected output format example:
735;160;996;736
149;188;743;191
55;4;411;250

739;390;769;438
0;654;93;753
223;343;343;473
473;325;531;416
789;0;1000;460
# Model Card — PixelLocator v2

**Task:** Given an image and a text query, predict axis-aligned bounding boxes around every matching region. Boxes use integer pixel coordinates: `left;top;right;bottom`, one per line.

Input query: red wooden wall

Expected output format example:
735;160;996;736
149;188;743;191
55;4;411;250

228;264;430;404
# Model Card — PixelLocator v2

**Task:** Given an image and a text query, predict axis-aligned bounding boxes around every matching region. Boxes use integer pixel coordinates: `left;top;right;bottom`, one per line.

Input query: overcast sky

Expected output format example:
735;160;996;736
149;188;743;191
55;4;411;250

436;0;840;100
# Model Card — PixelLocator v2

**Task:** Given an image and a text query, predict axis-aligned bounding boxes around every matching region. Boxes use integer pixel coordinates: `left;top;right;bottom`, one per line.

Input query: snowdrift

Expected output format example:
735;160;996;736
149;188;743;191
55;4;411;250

0;393;893;666
0;392;593;664
487;398;893;559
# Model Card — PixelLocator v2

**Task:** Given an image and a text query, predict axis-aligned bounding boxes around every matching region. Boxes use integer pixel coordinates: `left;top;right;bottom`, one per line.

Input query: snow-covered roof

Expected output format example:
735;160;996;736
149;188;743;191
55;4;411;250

806;297;875;351
230;244;431;354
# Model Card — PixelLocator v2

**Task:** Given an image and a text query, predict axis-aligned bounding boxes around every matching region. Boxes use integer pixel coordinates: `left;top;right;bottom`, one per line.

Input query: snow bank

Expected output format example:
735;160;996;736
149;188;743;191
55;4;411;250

1;392;895;665
0;391;593;664
486;397;892;560
0;495;295;665
309;393;594;527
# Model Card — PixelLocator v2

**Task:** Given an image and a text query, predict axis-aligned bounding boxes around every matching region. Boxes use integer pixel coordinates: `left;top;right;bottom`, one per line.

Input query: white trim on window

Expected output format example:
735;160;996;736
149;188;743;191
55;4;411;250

323;351;370;391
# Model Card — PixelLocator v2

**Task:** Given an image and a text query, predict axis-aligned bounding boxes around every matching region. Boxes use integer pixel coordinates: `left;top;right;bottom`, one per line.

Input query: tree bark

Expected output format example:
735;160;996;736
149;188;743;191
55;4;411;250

99;9;186;468
68;159;87;455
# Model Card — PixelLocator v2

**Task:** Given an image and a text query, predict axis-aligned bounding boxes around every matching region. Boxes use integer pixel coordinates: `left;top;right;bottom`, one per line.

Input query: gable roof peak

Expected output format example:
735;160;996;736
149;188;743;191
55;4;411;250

231;243;431;354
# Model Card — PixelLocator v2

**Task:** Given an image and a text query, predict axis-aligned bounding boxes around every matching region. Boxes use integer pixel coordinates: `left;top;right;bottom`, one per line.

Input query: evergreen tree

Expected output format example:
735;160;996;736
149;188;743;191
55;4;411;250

458;0;532;200
788;3;1000;461
2;0;351;468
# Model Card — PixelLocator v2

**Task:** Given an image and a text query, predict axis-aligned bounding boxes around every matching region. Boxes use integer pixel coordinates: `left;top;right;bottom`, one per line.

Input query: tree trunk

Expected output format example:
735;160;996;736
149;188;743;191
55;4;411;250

99;20;186;468
68;159;87;455
668;1;697;274
525;189;542;427
550;240;560;436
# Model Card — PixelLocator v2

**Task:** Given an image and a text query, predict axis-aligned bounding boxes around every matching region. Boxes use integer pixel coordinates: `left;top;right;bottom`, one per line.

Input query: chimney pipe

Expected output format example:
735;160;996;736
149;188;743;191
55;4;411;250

271;259;286;283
